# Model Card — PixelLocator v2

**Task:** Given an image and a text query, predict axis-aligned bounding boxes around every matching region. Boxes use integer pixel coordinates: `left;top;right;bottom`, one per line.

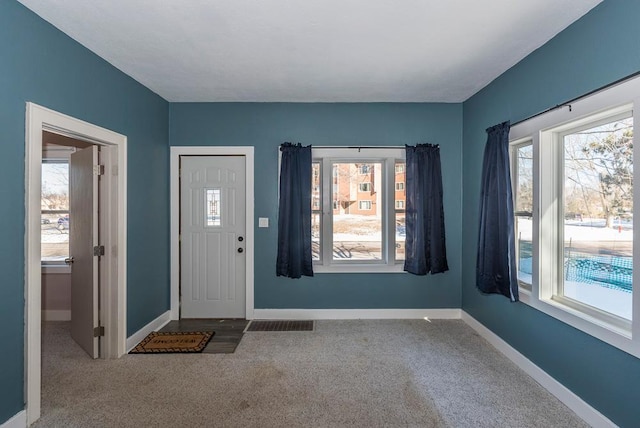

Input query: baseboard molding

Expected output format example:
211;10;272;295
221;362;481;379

0;410;26;428
42;310;71;321
125;310;171;352
251;308;462;320
461;311;615;428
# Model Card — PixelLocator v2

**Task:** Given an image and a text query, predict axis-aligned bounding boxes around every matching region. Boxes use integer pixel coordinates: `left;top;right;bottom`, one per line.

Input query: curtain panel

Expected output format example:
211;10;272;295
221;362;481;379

476;121;519;301
404;144;449;275
276;142;313;278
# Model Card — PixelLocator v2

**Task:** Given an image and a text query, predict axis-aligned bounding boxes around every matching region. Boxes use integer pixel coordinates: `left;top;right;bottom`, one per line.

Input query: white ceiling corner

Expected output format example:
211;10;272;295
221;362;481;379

17;0;603;102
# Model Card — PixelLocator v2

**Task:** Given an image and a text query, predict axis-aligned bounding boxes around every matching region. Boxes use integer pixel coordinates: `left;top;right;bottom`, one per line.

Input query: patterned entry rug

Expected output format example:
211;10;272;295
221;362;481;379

129;331;214;354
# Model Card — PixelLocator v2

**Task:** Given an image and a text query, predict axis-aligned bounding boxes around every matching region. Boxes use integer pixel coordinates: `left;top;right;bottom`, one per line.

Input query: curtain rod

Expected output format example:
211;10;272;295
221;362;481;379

313;145;438;150
315;146;403;149
511;69;640;127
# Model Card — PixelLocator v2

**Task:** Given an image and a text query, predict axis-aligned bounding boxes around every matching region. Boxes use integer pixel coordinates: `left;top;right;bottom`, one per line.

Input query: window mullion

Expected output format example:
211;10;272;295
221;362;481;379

538;131;558;301
384;158;394;266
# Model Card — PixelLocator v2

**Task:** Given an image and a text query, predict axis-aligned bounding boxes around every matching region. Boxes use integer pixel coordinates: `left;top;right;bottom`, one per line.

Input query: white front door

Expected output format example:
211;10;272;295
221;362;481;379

69;146;100;358
180;156;246;318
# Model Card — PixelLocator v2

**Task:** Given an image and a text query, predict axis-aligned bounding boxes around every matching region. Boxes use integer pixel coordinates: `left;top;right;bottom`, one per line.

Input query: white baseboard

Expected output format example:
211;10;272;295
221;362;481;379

461;311;615;428
125;310;171;352
0;410;26;428
42;310;71;321
251;308;462;320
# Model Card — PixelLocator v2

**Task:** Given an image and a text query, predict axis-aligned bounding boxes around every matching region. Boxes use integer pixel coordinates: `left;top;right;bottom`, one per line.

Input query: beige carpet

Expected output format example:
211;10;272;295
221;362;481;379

35;320;587;427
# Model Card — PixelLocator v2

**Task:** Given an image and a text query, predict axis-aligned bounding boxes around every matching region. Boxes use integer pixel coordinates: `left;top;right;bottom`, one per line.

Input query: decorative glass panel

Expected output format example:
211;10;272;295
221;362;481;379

206;188;221;226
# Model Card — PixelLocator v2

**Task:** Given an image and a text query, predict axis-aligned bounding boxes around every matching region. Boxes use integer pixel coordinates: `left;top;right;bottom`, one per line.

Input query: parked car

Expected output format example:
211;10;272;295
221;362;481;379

41;218;50;224
57;216;69;230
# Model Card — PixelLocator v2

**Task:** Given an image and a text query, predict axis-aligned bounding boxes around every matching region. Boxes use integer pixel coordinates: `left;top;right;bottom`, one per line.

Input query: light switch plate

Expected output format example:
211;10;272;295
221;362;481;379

258;217;269;228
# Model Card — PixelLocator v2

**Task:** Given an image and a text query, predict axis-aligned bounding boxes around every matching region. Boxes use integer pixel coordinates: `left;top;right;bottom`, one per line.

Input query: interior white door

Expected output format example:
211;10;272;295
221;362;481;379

180;156;246;318
69;146;100;358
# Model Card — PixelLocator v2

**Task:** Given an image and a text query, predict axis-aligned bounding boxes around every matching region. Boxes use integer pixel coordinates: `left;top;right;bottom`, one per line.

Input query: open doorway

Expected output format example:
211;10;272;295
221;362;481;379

41;133;91;324
25;103;128;425
41;133;103;358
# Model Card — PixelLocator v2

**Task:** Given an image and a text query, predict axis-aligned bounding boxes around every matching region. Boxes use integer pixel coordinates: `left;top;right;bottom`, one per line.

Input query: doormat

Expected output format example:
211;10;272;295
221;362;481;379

129;331;214;354
245;320;314;332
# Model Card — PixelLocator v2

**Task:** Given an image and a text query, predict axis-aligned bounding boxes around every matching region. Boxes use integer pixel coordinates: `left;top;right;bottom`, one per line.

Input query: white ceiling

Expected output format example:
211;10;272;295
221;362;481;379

18;0;602;103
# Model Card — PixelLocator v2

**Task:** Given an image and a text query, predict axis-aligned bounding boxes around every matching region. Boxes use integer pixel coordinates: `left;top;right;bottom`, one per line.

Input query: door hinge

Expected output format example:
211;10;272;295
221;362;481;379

93;326;105;337
93;245;105;256
93;164;105;176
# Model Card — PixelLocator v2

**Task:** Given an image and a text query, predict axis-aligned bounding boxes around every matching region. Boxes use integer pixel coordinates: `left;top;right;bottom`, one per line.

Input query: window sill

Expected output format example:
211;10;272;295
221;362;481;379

313;264;406;274
41;264;71;274
518;287;638;358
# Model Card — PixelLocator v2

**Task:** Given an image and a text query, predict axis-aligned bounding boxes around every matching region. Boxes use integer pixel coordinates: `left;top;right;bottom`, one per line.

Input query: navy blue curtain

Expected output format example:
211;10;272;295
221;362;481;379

404;144;448;275
276;143;313;278
476;121;518;301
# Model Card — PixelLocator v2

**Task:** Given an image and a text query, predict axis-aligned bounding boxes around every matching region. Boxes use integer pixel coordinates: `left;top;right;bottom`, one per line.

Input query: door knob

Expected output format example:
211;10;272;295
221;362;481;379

64;257;74;265
238;236;244;242
237;248;244;253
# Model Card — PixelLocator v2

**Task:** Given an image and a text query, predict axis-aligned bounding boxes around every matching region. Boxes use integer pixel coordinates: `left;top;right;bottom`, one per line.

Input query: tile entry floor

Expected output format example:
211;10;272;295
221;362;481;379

160;318;249;353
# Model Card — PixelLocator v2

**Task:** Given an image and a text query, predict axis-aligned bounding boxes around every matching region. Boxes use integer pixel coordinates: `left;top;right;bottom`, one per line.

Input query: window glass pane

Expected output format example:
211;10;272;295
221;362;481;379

332;162;382;260
312;162;321;260
358;182;371;192
395;161;406;261
41;162;69;262
515;144;533;285
562;117;633;319
206;189;221;226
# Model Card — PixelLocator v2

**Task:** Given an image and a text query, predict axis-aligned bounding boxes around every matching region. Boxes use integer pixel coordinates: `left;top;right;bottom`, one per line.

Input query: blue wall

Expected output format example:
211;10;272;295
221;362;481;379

170;103;462;309
0;1;170;422
5;0;639;425
462;1;640;426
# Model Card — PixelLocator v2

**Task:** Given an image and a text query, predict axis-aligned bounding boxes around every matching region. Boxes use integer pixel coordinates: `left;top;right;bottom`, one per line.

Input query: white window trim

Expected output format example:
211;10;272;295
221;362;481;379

358;200;372;210
509;76;640;359
312;147;405;273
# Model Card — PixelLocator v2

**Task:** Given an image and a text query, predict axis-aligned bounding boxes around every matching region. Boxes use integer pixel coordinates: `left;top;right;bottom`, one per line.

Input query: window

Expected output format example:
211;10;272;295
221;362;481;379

557;114;633;319
395;182;404;191
358;200;372;210
311;148;405;272
41;160;69;263
508;75;640;358
512;142;533;289
395;161;406;261
312;162;322;257
358;182;371;192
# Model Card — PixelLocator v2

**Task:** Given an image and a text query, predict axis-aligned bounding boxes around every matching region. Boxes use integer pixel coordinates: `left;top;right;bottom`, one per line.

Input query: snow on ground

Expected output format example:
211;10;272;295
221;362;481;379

42;227;69;243
517;218;632;242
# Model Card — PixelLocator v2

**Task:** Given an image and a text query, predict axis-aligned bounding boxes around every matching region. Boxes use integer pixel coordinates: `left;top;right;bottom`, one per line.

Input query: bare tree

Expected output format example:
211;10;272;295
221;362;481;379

564;119;632;227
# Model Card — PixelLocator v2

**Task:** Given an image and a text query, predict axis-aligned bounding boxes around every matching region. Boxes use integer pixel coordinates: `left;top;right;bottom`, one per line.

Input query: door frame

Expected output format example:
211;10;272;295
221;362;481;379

25;103;127;424
170;146;254;320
